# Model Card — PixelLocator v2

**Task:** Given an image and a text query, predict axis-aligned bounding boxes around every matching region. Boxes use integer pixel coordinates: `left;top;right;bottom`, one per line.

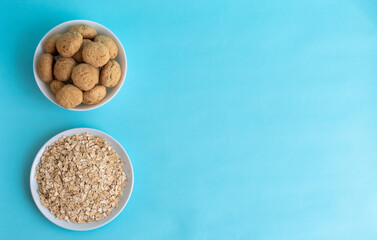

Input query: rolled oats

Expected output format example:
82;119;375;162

35;133;127;223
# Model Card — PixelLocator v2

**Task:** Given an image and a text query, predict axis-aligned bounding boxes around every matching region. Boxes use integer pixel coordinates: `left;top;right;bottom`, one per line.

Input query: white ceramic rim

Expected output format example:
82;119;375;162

33;20;127;111
29;128;134;231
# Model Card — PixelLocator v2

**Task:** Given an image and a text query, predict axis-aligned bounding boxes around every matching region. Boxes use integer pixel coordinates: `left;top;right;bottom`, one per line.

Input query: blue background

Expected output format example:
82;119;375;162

1;0;377;239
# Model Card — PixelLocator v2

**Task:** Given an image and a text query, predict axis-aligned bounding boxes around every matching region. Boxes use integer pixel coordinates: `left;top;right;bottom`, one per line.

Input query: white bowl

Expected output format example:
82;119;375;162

33;20;127;111
30;128;134;231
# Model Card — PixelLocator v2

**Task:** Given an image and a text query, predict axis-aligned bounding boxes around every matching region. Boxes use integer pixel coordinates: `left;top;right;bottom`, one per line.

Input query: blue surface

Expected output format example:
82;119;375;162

1;0;377;239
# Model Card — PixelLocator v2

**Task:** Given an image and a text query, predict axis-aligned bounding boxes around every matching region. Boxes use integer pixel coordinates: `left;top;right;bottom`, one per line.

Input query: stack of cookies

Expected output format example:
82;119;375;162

36;25;122;109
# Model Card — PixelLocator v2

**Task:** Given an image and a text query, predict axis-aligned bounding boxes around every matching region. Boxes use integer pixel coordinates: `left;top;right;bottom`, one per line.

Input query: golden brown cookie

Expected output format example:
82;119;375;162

94;35;118;59
53;57;76;81
71;63;99;91
37;53;54;82
82;42;110;67
56;31;83;57
69;25;97;39
100;60;121;87
56;84;83;109
83;85;106;105
43;33;61;54
72;39;92;63
50;80;65;94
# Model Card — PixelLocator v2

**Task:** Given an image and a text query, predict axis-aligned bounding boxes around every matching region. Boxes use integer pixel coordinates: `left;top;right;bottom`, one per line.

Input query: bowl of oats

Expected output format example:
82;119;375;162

29;128;134;231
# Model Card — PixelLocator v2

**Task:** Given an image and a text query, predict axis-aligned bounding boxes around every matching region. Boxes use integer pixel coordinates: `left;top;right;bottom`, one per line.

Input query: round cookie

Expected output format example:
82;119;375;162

83;85;106;105
56;84;83;109
37;53;54;82
71;63;99;91
50;80;65;94
56;31;83;57
94;35;118;59
69;25;97;39
82;42;110;67
100;60;121;87
53;57;76;81
43;33;61;54
73;39;92;63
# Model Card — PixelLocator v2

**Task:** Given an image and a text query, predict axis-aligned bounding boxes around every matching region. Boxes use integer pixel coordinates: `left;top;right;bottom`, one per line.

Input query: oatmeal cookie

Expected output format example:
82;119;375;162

50;80;65;94
82;42;110;67
69;25;97;39
37;53;54;82
71;63;99;91
83;85;106;105
43;33;61;54
56;31;83;57
53;57;76;81
56;84;83;109
100;60;121;87
94;35;118;59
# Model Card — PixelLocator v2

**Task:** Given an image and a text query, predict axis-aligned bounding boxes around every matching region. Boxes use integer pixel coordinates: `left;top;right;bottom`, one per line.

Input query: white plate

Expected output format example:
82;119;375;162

30;128;134;231
33;20;127;111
